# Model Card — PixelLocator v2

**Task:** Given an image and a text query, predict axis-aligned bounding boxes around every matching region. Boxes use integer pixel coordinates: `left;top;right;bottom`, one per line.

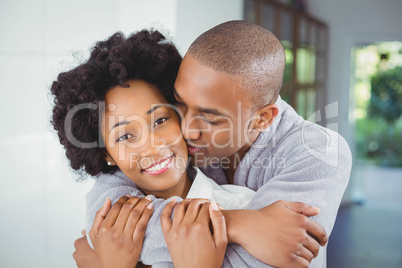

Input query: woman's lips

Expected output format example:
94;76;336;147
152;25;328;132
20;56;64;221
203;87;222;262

187;146;205;155
143;155;174;175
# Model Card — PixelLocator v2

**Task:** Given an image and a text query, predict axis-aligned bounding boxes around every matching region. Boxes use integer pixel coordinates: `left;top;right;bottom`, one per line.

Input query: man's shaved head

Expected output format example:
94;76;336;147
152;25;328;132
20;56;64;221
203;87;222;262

187;20;285;107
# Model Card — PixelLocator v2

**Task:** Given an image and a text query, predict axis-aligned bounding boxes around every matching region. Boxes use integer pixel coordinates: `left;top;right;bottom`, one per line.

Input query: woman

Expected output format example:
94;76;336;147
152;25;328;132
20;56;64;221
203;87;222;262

51;29;253;267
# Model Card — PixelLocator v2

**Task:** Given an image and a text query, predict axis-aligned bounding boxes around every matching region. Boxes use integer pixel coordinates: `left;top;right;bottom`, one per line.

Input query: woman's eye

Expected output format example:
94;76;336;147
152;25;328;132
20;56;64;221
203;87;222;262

117;134;133;142
154;117;168;127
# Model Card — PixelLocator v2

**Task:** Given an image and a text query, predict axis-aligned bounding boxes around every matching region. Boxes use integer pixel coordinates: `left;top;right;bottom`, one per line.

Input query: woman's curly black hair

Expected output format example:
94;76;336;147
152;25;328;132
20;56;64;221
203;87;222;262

51;29;182;178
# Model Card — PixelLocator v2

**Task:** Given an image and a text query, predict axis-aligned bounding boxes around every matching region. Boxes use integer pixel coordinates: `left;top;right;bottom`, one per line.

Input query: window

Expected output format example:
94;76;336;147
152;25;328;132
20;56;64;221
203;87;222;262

244;0;328;123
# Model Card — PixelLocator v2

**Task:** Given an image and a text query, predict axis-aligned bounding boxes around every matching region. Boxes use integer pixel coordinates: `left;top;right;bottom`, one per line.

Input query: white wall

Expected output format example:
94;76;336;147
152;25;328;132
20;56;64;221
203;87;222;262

118;0;178;38
175;0;243;54
0;0;120;266
308;0;402;202
0;1;241;267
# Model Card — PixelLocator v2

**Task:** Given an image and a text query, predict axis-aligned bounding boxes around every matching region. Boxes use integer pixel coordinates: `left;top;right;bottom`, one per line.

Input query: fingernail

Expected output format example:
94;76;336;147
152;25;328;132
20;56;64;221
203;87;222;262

147;203;153;209
145;195;152;201
313;207;321;213
171;197;177;203
125;194;132;198
211;200;219;211
102;198;110;207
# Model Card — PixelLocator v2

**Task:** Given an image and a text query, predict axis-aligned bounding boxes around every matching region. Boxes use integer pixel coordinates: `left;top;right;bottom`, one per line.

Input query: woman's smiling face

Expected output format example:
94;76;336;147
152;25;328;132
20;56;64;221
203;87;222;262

101;80;189;199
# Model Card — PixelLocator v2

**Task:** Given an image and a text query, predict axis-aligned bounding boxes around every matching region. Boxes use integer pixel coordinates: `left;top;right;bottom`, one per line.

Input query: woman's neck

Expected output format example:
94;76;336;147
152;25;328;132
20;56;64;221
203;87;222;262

144;171;192;200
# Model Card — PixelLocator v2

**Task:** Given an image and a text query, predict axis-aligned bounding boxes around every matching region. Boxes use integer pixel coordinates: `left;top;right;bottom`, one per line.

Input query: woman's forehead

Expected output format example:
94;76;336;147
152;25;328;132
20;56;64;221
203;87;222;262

105;81;167;112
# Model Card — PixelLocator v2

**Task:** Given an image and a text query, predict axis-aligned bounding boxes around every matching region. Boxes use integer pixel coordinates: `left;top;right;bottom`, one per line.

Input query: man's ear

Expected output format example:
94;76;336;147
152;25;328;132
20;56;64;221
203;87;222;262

253;103;279;133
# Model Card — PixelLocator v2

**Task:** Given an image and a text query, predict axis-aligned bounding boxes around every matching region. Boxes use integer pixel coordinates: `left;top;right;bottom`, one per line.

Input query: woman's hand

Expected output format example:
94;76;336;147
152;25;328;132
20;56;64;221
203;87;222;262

89;195;153;268
160;198;228;268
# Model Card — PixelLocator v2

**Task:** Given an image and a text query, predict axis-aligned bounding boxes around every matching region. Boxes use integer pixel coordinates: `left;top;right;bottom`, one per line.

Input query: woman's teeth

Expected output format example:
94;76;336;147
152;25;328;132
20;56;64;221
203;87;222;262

145;157;170;172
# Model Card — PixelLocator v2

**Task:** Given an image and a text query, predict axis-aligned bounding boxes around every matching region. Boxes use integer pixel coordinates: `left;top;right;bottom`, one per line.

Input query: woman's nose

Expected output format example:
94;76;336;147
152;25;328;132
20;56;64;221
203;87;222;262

139;132;167;158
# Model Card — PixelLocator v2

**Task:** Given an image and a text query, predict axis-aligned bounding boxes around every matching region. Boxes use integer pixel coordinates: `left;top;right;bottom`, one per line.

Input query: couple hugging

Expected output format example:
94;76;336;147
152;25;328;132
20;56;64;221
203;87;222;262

51;20;351;268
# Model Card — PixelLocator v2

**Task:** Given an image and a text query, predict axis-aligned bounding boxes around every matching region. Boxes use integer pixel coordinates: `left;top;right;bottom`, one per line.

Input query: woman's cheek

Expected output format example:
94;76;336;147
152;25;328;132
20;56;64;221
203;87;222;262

163;124;183;146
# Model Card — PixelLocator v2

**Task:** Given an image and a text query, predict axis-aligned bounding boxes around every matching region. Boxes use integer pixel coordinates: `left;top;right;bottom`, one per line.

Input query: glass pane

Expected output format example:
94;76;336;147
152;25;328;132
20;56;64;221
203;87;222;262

282;41;293;84
296;89;306;118
296;47;316;84
296;48;308;84
306;88;317;118
299;17;307;45
262;2;275;32
316;55;325;83
281;10;293;43
244;0;256;23
308;48;316;83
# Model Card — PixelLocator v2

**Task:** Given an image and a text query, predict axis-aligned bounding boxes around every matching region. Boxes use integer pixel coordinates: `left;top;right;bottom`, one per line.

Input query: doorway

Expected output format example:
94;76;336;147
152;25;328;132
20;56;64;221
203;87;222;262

349;41;402;209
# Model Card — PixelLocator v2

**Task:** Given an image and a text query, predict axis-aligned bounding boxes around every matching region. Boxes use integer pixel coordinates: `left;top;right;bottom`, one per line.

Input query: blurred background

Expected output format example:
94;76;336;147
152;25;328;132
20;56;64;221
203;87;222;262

0;0;401;267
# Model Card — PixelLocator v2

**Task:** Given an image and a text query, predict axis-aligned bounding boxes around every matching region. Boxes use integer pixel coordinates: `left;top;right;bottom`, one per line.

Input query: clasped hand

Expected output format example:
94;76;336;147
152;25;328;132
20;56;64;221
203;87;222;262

74;198;327;268
89;195;153;268
161;198;228;268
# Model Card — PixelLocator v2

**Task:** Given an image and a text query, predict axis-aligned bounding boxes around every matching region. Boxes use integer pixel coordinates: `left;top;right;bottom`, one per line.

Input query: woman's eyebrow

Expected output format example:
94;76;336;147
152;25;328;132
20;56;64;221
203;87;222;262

109;121;129;133
108;106;163;133
146;105;163;115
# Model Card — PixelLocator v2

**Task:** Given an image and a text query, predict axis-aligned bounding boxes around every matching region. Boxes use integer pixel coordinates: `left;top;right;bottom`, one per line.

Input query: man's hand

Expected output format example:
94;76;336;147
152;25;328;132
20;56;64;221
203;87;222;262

161;198;228;268
224;200;327;268
73;230;98;268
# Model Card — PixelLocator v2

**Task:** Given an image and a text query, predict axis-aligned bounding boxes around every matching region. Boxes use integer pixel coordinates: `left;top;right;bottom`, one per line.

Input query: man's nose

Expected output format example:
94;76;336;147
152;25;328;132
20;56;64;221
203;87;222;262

181;111;201;141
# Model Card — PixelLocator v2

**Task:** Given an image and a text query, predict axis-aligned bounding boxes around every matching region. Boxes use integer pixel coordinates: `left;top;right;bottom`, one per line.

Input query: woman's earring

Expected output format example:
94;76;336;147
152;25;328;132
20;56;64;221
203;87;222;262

107;161;112;166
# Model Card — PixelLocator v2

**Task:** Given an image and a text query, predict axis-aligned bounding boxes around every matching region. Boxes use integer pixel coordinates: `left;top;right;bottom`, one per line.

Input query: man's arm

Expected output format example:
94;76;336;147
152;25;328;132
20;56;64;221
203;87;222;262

225;131;352;267
73;231;98;268
222;201;326;268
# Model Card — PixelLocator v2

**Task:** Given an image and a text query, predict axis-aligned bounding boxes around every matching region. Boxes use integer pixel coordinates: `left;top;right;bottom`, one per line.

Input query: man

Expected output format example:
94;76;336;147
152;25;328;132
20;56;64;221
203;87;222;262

74;21;351;267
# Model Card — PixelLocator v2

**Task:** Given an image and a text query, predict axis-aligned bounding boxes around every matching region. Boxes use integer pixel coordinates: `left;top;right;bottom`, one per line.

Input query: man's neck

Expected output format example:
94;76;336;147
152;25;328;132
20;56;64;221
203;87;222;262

221;139;255;184
222;168;236;184
217;130;261;184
